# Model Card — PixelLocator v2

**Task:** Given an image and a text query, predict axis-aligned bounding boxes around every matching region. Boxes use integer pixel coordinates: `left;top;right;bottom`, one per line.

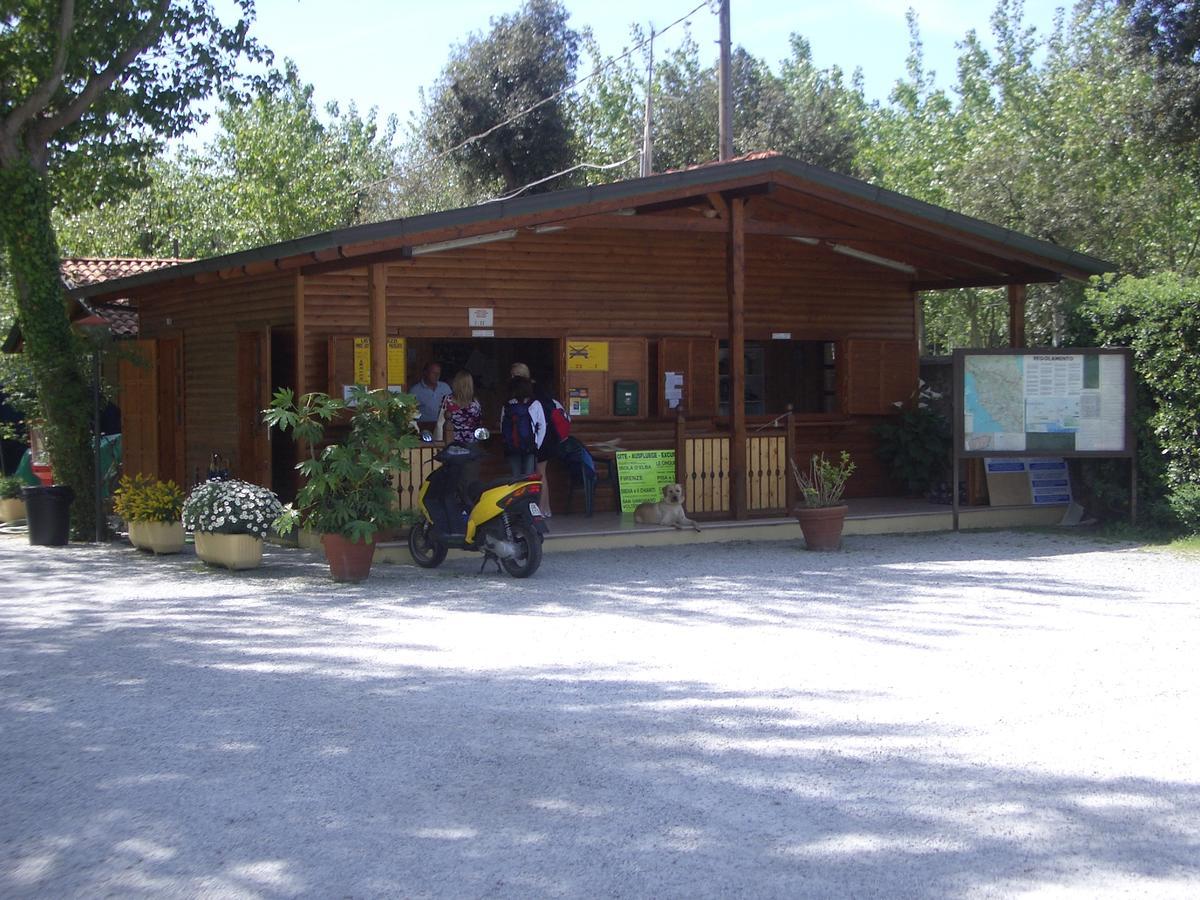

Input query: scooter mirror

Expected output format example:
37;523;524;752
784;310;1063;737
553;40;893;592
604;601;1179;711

473;427;490;441
420;430;434;443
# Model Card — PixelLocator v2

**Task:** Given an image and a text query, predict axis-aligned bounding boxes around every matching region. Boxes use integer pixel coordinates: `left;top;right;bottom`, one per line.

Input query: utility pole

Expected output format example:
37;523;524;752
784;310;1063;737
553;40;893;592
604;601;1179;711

718;0;733;161
641;26;655;177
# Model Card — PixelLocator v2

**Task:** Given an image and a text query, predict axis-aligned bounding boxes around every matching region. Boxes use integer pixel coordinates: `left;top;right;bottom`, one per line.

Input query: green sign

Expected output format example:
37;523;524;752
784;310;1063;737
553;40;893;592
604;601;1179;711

615;449;676;512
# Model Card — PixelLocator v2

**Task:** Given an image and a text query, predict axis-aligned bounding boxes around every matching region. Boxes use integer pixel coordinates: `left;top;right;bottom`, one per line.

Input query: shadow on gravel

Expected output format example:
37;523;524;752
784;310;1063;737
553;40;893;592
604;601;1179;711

2;561;1198;898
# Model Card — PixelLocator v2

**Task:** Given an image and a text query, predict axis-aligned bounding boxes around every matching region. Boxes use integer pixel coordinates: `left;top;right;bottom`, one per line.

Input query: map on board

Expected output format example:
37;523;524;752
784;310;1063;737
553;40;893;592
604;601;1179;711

962;352;1127;454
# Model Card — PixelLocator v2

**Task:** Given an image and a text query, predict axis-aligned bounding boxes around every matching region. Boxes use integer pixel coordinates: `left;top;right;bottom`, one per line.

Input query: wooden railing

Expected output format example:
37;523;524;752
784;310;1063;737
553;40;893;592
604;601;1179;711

393;445;441;512
674;409;797;518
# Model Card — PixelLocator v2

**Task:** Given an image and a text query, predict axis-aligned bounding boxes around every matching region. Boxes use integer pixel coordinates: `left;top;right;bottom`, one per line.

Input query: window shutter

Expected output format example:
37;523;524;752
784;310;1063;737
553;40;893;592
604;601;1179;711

845;339;917;414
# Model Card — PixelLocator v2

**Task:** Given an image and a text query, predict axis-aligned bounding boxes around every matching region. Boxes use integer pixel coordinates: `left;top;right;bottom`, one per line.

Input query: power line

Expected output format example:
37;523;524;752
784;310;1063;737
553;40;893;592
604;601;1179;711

351;0;712;199
486;154;639;203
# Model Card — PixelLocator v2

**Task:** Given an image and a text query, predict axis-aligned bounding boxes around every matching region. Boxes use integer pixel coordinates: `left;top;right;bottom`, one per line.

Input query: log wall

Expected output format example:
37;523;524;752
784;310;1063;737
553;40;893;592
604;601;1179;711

136;273;295;483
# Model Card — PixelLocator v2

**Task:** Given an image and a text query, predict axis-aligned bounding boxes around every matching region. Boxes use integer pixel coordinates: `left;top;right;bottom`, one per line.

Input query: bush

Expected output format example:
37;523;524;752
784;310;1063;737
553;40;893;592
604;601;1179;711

113;474;184;523
1169;483;1200;535
1082;273;1200;526
874;382;951;496
0;475;24;500
182;479;282;539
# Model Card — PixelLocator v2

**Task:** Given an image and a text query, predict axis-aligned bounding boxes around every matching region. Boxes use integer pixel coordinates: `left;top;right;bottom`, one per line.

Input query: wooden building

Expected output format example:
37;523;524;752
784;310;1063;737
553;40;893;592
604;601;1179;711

69;154;1112;519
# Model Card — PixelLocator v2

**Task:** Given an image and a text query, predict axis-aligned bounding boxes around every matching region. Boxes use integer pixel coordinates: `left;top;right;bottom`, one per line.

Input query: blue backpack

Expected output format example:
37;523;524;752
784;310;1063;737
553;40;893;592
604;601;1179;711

501;400;536;454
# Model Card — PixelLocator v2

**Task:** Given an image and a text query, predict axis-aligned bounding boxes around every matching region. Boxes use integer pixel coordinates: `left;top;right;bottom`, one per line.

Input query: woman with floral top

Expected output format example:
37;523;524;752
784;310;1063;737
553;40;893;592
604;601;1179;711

439;370;483;446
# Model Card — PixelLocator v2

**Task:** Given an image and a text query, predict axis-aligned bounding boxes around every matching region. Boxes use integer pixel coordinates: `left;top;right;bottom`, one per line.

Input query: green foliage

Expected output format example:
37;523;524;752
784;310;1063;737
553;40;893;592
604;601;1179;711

1081;273;1200;527
1085;274;1200;484
874;385;952;496
113;474;184;524
264;387;421;543
182;479;282;539
0;476;24;500
1168;483;1200;535
56;61;396;258
424;0;580;195
790;451;856;508
1;1;267;541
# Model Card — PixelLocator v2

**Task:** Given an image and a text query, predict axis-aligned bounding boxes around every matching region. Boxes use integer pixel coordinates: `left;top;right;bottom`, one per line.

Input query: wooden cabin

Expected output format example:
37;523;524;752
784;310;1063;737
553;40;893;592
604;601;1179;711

70;153;1111;519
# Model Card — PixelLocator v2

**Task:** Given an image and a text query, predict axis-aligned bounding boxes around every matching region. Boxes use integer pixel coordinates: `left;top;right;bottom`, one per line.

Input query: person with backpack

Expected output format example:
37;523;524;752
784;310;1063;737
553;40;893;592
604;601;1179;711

509;362;570;517
501;376;545;480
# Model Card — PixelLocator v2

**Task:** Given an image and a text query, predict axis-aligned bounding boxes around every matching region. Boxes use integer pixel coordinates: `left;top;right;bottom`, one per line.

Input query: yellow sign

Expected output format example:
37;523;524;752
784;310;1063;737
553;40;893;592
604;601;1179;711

566;341;609;371
353;337;407;386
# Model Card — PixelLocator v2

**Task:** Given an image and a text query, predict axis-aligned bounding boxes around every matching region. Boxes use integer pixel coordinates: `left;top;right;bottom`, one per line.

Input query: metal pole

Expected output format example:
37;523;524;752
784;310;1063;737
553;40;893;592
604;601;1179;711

718;0;733;161
93;348;104;542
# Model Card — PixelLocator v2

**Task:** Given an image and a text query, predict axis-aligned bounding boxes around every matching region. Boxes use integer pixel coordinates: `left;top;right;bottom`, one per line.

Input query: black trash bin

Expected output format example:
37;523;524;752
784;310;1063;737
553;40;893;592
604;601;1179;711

22;485;74;546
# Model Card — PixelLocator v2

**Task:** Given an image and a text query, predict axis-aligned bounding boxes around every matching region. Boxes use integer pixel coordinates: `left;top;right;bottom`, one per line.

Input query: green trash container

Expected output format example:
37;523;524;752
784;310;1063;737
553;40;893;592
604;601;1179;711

23;485;74;546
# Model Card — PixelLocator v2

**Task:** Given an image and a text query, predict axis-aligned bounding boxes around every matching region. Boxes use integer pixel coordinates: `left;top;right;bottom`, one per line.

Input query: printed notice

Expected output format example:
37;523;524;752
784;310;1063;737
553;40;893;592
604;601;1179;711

1077;354;1126;451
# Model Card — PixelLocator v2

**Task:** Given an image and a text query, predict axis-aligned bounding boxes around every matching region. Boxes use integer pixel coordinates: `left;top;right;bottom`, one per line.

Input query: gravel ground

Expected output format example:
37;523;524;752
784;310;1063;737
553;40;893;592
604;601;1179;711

1;529;1199;899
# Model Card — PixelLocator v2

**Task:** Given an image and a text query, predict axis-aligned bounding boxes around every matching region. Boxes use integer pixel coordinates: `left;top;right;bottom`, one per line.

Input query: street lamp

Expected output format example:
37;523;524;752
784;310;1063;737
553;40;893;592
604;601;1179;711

75;313;110;543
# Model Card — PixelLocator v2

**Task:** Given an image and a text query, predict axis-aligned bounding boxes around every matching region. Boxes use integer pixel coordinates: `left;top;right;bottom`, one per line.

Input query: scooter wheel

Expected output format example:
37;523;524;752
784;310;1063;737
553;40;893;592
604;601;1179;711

500;522;543;578
408;521;448;568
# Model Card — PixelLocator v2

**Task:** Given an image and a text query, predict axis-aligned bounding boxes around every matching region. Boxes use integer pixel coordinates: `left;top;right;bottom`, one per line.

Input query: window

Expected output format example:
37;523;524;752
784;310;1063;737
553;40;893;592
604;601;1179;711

719;340;837;415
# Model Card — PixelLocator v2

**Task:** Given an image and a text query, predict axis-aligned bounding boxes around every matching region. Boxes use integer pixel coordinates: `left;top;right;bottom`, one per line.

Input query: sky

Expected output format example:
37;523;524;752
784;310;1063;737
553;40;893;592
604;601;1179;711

208;0;1071;138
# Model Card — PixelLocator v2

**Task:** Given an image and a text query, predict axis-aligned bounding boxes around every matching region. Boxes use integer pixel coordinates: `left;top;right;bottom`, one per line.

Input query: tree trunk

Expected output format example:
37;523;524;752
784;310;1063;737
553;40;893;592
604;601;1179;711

0;156;96;540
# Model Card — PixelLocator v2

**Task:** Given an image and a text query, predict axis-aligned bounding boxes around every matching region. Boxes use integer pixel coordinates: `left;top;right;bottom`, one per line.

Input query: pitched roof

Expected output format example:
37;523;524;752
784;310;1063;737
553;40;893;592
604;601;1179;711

60;257;192;289
70;154;1116;303
2;257;190;352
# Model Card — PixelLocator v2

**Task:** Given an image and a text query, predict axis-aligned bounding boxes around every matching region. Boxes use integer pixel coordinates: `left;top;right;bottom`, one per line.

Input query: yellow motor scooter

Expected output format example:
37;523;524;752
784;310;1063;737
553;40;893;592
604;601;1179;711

408;429;547;577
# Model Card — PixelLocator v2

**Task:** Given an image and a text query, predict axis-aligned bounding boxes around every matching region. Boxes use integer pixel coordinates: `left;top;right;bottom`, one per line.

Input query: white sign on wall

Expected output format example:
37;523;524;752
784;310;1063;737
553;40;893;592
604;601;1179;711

469;307;494;328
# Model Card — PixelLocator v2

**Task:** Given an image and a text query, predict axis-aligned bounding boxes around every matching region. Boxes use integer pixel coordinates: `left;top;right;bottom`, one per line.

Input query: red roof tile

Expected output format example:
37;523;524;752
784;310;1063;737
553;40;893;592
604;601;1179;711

60;257;191;289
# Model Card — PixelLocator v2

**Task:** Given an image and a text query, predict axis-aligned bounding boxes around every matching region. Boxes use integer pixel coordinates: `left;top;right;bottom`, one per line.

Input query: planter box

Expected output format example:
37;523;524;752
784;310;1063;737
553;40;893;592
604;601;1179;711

195;532;264;570
793;504;849;551
129;520;185;555
0;498;26;524
298;528;325;554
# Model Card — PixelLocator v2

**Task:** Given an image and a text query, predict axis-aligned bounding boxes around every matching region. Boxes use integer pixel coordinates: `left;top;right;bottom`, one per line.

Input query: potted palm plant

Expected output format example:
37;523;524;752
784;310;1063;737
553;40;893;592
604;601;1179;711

0;476;27;524
114;474;186;554
183;478;283;569
265;386;420;583
790;451;856;551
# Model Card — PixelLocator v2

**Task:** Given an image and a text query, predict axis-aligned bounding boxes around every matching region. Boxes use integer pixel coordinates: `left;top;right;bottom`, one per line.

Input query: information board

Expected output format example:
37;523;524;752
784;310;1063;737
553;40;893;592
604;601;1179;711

956;349;1132;457
615;449;676;512
352;337;406;387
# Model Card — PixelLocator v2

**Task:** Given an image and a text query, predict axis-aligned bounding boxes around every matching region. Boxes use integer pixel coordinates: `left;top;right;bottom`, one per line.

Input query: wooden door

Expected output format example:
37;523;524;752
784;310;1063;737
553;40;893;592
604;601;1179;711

156;337;186;487
119;339;158;478
237;330;271;486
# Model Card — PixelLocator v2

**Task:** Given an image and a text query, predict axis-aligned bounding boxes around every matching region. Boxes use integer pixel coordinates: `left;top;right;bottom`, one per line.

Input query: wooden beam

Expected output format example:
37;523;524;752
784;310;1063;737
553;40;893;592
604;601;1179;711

368;264;387;389
300;246;412;277
294;272;306;398
1008;283;1027;348
912;274;1058;292
727;197;748;521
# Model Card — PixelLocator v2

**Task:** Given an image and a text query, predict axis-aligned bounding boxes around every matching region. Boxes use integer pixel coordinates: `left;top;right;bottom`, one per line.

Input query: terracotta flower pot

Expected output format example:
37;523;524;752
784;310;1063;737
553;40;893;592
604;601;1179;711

793;504;849;551
130;520;185;555
321;533;376;583
0;498;27;524
195;532;264;570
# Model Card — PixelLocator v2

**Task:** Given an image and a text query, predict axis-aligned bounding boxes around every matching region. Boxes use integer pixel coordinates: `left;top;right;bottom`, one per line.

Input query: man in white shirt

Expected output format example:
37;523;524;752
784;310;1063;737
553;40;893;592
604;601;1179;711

411;362;452;424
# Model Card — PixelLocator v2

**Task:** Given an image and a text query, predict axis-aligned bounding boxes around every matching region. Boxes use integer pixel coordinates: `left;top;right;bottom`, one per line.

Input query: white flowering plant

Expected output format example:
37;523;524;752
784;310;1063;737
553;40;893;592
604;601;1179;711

182;479;283;539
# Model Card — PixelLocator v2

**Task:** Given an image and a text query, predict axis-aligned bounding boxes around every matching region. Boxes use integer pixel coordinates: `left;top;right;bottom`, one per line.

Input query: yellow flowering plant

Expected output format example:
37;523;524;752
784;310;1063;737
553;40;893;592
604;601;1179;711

113;474;185;524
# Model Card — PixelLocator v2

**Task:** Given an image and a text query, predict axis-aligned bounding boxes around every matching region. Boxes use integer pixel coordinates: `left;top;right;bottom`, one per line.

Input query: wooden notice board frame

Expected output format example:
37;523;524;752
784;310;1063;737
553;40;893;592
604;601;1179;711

952;348;1136;529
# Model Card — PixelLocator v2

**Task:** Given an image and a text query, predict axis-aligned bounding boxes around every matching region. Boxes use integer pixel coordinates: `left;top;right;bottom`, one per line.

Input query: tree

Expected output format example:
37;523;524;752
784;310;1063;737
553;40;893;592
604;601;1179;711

0;1;266;537
1123;0;1200;147
423;0;580;195
57;62;398;258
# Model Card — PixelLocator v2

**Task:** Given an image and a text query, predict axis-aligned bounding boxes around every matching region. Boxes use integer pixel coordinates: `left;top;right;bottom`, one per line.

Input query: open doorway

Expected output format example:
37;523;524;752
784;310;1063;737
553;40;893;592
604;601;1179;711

408;338;559;423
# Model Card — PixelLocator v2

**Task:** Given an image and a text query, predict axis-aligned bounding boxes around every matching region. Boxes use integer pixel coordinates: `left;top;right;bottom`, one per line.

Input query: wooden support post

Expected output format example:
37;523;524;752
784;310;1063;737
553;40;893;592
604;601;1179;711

1008;283;1027;348
784;404;797;513
293;273;306;398
727;196;748;520
675;412;687;488
368;263;387;390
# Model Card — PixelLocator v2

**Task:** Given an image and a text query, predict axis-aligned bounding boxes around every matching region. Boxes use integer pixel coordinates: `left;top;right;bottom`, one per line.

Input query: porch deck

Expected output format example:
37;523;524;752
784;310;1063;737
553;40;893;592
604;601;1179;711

374;499;1069;561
